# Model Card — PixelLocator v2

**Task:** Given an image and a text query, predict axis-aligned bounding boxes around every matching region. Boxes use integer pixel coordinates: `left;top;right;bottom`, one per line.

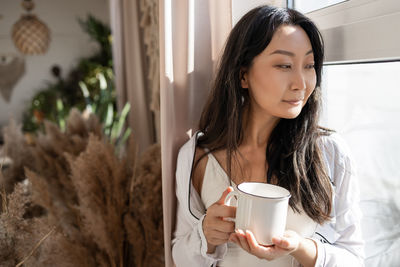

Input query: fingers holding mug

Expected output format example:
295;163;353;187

203;187;237;253
217;186;234;205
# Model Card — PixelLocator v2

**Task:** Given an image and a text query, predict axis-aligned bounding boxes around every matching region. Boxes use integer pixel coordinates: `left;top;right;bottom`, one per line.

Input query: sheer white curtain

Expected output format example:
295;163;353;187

159;0;231;265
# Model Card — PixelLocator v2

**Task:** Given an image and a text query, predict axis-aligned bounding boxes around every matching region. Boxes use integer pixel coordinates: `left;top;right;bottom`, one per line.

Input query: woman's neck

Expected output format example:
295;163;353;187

241;106;280;149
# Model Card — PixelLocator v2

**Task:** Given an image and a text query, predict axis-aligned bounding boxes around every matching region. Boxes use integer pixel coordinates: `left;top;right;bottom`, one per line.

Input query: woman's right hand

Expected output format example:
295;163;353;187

202;187;236;253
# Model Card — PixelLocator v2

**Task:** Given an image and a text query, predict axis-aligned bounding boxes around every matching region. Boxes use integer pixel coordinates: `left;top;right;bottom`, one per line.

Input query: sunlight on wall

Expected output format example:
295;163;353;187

164;0;174;82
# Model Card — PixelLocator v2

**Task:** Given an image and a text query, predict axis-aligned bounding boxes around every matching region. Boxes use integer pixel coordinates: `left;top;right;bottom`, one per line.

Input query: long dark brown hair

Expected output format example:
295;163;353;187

197;5;332;224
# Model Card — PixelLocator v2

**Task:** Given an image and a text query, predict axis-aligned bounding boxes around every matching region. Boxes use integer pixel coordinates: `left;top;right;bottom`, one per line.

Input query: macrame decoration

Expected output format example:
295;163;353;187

139;0;159;112
12;0;51;55
0;54;25;102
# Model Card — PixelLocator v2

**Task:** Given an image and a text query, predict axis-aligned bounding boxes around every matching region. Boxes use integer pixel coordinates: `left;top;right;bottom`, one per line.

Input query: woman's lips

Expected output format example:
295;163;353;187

283;99;303;106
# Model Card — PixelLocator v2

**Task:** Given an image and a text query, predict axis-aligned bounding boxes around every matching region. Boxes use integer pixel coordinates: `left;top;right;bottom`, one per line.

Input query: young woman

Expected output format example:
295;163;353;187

172;5;364;267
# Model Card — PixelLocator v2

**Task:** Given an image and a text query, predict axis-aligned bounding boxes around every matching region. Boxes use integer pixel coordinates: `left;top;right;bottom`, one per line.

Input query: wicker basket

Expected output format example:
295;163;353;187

12;14;51;55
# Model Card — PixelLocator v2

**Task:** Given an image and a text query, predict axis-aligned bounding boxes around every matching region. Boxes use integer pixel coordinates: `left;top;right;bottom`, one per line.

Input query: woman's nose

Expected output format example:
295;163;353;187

290;70;307;91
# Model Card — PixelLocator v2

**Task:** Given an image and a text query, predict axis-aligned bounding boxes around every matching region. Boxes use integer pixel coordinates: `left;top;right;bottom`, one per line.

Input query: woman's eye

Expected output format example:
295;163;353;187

306;64;315;69
276;65;291;69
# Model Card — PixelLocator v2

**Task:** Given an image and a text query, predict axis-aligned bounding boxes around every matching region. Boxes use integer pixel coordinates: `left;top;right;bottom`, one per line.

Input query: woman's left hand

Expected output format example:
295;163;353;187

229;229;301;261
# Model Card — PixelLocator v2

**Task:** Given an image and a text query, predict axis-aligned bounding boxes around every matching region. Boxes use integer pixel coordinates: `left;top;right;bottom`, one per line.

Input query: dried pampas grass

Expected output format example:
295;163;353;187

125;143;163;267
0;108;165;266
0;109;105;242
0;108;102;199
66;134;131;266
0;181;96;267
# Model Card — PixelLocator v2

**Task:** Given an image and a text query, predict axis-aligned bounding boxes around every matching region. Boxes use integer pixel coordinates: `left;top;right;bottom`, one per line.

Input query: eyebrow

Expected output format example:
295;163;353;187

269;49;313;57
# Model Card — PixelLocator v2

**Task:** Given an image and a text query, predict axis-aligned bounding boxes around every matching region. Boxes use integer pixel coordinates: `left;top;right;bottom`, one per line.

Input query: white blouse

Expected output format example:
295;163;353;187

172;132;365;267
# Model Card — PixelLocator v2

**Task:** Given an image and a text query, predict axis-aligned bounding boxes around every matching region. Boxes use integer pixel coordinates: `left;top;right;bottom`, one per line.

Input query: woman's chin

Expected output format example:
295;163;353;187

281;111;302;119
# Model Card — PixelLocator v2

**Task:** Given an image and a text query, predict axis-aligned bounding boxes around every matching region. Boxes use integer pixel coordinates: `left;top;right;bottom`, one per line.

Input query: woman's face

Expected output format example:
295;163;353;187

241;25;317;120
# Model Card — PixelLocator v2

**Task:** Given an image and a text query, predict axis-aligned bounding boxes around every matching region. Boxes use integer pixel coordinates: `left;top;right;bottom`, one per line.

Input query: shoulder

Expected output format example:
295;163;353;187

176;132;208;193
318;132;356;187
175;133;199;194
176;132;202;169
319;132;352;162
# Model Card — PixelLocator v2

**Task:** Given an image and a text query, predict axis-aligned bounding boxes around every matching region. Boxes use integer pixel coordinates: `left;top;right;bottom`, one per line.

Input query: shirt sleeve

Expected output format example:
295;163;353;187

172;210;227;267
311;138;365;266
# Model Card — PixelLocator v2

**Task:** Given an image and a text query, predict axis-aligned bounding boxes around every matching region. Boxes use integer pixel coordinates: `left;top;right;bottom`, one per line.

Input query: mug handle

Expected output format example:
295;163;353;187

223;190;238;222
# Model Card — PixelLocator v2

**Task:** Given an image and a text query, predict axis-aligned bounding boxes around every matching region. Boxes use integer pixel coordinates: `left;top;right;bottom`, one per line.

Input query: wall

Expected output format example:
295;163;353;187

231;0;286;25
0;0;110;127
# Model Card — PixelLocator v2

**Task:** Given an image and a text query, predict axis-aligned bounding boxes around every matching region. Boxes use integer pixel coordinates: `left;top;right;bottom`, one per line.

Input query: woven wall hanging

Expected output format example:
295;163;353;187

12;0;51;55
0;54;25;102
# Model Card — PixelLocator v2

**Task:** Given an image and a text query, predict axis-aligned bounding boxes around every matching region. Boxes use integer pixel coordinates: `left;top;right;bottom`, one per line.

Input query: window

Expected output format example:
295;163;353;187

320;61;400;265
321;62;400;191
291;1;400;264
291;0;347;13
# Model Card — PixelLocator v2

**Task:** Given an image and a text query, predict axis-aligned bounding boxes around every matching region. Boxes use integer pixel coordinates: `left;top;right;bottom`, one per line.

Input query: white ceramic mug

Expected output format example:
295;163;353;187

224;182;291;245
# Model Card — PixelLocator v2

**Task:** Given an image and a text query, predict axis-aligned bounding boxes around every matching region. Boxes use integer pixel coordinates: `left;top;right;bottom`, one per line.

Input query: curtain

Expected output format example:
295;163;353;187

159;0;231;266
139;0;161;142
109;0;155;154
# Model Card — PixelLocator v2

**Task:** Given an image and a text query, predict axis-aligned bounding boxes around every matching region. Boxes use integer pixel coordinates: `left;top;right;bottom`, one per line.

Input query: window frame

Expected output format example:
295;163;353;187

289;0;400;64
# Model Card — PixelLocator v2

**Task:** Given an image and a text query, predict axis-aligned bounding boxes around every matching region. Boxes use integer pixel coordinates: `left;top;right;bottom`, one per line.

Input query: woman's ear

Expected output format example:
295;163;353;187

240;69;249;89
